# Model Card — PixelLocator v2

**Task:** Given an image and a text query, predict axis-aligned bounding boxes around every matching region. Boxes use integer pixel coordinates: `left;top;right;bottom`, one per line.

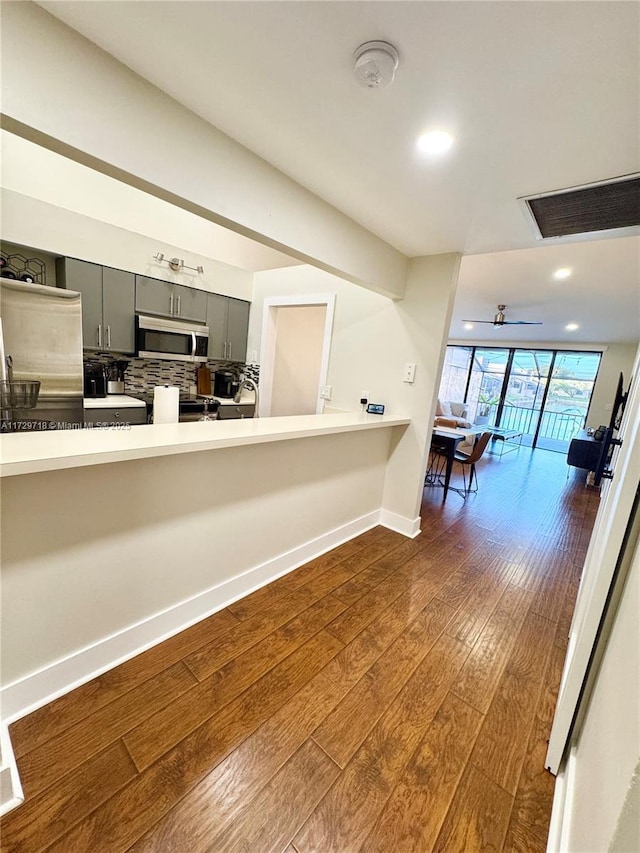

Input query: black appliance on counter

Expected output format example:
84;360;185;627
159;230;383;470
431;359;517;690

213;370;240;399
83;364;107;398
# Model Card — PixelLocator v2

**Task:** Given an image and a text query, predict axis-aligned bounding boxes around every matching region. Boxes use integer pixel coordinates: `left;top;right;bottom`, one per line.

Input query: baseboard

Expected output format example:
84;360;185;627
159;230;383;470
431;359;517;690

0;722;24;817
379;509;421;538
0;509;380;729
546;747;577;852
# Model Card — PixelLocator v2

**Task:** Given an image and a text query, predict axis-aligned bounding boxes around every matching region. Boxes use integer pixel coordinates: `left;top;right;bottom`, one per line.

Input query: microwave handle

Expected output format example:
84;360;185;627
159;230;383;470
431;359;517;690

191;332;196;360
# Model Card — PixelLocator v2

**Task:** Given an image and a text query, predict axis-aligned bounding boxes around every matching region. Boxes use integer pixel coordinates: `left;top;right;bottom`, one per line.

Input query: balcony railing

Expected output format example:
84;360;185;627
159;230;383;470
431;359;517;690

481;404;585;445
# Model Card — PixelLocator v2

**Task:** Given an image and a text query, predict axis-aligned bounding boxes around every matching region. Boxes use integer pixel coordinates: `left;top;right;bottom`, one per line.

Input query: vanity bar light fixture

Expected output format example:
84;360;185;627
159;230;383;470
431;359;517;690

154;252;204;274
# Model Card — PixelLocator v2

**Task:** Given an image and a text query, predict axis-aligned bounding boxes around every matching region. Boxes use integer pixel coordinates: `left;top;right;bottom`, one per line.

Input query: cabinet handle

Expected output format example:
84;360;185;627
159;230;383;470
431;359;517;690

223;341;227;358
169;293;174;315
176;295;181;316
97;325;103;348
106;325;111;348
228;342;232;360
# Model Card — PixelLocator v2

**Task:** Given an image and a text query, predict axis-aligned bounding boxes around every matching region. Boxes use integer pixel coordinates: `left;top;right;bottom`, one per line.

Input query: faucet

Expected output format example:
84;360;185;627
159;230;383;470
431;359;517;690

234;377;259;418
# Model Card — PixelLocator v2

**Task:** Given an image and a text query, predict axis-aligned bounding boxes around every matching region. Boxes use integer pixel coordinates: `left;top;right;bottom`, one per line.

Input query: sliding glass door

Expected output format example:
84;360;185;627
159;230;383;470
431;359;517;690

438;346;602;452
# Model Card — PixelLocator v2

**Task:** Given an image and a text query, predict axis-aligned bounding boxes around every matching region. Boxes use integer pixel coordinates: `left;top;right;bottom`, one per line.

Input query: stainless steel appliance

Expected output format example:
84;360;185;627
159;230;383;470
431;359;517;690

0;279;83;429
178;397;220;422
107;359;129;394
136;314;209;363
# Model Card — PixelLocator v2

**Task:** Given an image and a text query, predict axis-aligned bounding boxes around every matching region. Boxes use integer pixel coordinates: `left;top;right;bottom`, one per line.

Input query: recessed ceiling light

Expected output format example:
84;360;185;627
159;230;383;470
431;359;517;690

554;267;572;280
565;323;579;331
464;322;474;330
417;130;454;155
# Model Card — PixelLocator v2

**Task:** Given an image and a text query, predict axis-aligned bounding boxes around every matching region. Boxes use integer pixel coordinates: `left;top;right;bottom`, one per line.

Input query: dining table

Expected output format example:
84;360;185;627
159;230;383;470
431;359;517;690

427;425;484;501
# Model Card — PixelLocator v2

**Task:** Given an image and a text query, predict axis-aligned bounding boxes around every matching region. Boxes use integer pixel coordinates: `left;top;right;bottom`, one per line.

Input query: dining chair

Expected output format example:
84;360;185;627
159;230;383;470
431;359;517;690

451;431;493;498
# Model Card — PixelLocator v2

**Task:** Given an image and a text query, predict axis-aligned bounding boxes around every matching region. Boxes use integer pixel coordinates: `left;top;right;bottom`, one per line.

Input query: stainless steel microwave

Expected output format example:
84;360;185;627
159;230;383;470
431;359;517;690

135;315;209;363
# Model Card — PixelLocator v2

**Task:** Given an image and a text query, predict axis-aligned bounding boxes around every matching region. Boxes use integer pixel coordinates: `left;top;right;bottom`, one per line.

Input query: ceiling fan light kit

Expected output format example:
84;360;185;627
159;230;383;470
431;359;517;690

463;304;544;328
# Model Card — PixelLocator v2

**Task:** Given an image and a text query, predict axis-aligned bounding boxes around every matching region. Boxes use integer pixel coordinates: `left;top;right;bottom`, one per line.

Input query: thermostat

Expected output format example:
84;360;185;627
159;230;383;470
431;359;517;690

366;403;385;415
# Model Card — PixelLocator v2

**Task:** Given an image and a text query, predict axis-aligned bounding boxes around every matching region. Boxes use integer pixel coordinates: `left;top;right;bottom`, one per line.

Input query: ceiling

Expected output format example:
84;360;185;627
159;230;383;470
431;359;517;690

35;1;640;342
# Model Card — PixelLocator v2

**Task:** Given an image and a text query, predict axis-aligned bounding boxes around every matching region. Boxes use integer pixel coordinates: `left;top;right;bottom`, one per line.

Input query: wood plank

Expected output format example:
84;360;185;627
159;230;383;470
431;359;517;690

46;631;343;853
363;693;483;852
128;670;348;853
226;537;366;620
321;581;448;692
468;610;556;795
503;642;566;851
123;593;346;771
8;607;238;759
324;549;447;645
201;739;340;853
313;599;455;767
431;764;513;853
450;582;533;714
444;558;517;647
16;661;197;799
331;537;424;607
0;741;137;853
293;633;470;853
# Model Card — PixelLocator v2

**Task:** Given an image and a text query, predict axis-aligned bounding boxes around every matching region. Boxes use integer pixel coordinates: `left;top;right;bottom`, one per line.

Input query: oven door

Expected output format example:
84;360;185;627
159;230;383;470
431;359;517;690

136;315;209;363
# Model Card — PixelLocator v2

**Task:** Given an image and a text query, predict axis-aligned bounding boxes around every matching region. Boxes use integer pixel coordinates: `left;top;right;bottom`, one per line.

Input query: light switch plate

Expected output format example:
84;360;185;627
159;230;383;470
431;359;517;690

403;362;417;383
320;385;332;400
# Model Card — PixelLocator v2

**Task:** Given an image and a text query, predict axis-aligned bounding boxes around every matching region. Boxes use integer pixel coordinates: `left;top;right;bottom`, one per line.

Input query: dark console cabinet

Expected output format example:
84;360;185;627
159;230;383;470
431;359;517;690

567;429;611;484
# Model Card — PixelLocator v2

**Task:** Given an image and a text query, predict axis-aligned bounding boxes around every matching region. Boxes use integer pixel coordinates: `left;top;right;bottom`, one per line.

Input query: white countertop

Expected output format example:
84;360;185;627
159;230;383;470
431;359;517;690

83;395;146;409
0;412;410;477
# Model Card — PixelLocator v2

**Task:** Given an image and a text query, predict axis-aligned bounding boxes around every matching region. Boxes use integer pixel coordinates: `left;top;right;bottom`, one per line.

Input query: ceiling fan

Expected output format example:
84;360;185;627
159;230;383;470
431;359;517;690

464;304;543;328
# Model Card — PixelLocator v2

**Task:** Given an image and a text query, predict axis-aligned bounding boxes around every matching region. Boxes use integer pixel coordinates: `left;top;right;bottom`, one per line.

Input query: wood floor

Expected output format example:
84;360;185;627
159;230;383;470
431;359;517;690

1;447;599;852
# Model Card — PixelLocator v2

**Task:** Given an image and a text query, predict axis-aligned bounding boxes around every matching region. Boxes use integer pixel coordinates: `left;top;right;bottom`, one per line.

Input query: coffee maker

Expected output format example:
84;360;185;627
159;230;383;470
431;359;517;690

107;360;129;395
83;364;107;398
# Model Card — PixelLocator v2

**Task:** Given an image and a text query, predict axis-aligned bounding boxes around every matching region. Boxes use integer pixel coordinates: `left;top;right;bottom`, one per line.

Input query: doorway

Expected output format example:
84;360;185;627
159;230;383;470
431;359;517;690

258;294;335;417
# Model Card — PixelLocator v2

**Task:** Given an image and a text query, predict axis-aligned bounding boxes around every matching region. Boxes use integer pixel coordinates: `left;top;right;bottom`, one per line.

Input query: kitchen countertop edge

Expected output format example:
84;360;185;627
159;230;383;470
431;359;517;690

0;413;411;477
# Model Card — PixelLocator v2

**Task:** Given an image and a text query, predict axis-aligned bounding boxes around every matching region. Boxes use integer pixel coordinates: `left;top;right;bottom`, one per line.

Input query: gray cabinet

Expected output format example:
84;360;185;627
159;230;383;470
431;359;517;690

207;294;250;362
57;259;135;353
135;276;207;323
84;406;147;426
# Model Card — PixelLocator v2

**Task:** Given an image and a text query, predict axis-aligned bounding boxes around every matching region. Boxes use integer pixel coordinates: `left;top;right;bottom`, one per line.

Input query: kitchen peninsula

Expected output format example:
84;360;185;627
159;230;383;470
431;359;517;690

1;411;410;730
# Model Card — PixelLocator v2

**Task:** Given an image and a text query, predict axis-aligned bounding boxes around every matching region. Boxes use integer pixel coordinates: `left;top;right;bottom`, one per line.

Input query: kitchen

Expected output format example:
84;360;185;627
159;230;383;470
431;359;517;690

1;246;257;431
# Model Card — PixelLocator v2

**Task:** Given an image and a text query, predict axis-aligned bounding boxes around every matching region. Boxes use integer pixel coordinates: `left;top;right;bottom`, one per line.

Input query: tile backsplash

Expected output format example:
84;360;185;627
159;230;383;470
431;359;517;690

84;352;259;397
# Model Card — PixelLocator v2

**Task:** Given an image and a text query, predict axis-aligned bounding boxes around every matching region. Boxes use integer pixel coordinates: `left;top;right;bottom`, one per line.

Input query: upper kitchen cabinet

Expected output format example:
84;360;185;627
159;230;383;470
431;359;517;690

56;258;135;352
207;294;250;362
135;276;207;324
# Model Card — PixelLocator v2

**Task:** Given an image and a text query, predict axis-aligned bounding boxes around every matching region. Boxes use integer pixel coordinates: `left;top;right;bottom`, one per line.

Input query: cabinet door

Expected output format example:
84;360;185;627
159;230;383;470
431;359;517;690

57;258;103;349
103;268;135;353
174;284;207;323
206;293;229;360
227;298;250;362
135;276;175;318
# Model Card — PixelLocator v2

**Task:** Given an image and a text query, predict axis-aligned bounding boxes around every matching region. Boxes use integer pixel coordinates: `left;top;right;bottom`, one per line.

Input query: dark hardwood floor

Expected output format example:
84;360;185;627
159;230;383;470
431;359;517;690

1;447;599;852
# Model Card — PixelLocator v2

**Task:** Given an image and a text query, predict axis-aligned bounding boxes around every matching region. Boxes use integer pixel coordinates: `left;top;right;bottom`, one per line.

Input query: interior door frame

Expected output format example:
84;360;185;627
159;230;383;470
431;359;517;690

258;293;336;418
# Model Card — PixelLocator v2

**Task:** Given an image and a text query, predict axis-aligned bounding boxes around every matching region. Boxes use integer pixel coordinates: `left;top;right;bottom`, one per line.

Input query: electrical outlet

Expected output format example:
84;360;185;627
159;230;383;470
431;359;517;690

320;385;332;400
360;390;369;401
403;363;416;384
251;350;258;363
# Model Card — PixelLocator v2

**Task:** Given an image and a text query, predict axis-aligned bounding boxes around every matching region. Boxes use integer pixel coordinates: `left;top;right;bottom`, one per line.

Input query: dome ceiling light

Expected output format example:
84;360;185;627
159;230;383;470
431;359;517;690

353;41;400;88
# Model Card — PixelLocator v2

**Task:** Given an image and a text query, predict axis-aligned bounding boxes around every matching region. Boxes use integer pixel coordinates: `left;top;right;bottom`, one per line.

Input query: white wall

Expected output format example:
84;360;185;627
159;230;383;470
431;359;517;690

250;255;461;531
1;2;407;298
1;130;298;274
1;427;394;708
1;190;253;300
587;342;637;428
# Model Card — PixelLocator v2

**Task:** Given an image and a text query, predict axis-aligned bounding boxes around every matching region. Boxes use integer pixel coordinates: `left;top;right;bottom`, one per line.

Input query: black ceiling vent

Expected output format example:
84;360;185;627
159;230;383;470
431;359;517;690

521;174;640;239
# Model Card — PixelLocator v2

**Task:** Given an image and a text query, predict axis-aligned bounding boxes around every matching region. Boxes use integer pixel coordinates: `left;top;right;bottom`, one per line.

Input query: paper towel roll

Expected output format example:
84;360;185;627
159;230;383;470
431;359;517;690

153;385;179;424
